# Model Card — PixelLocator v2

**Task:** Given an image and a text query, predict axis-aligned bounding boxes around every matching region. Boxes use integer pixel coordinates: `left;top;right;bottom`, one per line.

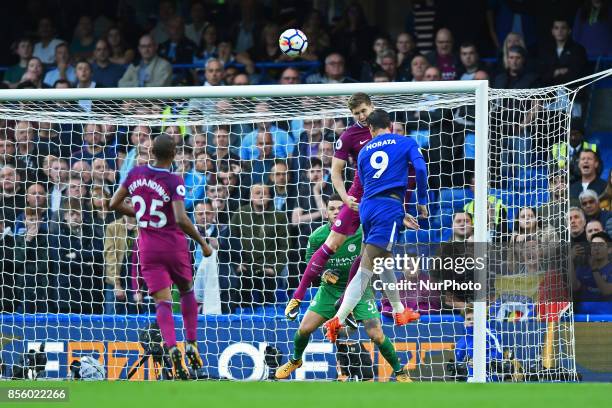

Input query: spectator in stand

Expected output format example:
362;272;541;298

70;16;96;60
151;0;178;44
185;1;208;47
231;73;250;85
19;58;46;89
74;60;98;111
14;206;50;313
269;160;298;216
240;102;293;159
424;66;442;81
118;35;172;87
379;50;408;82
203;58;224;86
570;207;588;242
217;39;255;77
34;122;61;159
279;67;301;84
13;183;50;236
193;200;237;313
248;131;277;185
206;183;231;225
118;125;151;182
159;16;197;64
573;0;612;57
410;55;430;82
174;146;205;211
71;160;92;185
538;173;567;232
599;169;612;211
210;125;240;166
230;183;289;305
0;165;25;231
426;28;460;80
4;38;33;87
570;150;607;200
579;189;611;227
89;186;115;240
13;120;42;183
373;71;390;82
586;219;604;241
551;118;596;183
307;52;356;84
33;17;65;65
91;158;117;195
43;43;76;87
451;212;474;242
291;158;333;250
92;39;126;88
497;32;535;75
302;9;331;54
44;156;69;217
573;231;612;314
107;26;135;65
0;135;15;168
194;151;216;186
250;23;284;62
190;130;207;157
49;199;104;314
539;19;588;86
104;210;139;314
458;42;486;80
217;165;248;212
396;32;418;81
73;124;117;167
360;36;390;82
194;24;219;66
0;218;16;311
492;46;539;89
231;0;258;54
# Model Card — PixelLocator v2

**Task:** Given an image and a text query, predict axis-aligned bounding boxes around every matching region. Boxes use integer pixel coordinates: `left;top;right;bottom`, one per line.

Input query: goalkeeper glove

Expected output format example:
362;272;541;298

285;298;301;321
321;269;340;285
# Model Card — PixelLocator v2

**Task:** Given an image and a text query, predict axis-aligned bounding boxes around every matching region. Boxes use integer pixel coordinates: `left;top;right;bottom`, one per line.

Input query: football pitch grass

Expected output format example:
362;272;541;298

2;381;610;408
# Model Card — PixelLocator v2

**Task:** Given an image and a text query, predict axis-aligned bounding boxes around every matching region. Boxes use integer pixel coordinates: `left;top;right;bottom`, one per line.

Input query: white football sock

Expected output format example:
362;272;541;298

336;267;374;323
379;268;405;313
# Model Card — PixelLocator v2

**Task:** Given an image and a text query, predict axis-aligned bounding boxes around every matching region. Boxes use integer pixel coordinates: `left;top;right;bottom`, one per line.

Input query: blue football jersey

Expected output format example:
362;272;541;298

357;133;428;204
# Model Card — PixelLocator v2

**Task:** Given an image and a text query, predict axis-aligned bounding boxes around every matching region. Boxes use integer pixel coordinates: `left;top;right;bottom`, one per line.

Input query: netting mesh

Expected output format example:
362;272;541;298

0;84;577;381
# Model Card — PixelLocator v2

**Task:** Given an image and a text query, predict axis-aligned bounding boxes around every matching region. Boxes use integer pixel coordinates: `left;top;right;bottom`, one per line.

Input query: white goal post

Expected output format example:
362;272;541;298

0;79;578;382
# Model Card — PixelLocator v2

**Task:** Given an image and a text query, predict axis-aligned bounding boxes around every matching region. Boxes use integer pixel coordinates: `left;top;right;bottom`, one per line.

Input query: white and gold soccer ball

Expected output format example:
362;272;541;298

279;29;308;57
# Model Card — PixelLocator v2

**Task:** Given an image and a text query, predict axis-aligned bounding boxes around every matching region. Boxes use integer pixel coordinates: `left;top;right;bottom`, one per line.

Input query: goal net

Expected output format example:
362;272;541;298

0;81;578;381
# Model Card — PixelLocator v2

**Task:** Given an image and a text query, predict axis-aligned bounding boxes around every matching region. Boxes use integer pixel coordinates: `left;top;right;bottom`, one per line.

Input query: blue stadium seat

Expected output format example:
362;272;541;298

401;229;442;243
439;188;473;211
441;227;453;242
514;190;550;208
509;167;549;191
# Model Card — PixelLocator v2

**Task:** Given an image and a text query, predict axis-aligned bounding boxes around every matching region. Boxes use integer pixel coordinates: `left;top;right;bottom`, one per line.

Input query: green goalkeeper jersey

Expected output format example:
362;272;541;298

305;223;362;289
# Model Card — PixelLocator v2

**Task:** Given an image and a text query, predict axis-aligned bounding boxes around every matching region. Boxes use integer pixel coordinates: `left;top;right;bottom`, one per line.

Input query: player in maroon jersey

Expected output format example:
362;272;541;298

110;134;212;380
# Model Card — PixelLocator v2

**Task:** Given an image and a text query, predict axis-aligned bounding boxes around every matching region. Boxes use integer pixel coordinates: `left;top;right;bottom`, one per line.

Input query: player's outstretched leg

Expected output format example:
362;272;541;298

286;231;346;319
276;311;325;379
364;318;412;382
153;287;189;380
179;286;203;371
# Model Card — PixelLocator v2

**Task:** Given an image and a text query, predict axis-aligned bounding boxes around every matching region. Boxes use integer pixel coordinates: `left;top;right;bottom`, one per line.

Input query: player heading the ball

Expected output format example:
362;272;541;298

110;134;213;380
324;109;428;342
285;92;375;320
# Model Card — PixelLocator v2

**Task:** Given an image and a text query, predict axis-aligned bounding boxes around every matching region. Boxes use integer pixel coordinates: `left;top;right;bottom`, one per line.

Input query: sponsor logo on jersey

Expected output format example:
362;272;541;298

348;244;357;252
359;140;368;145
365;138;397;150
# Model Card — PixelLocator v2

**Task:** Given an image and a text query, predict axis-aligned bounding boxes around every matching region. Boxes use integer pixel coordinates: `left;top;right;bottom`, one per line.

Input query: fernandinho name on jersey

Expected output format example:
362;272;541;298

306;223;362;288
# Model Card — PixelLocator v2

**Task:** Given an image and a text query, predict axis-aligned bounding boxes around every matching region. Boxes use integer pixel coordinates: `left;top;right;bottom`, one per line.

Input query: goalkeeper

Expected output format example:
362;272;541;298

275;194;411;382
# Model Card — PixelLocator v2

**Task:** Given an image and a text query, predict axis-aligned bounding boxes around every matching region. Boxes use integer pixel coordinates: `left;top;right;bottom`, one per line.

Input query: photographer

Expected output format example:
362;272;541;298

451;304;504;381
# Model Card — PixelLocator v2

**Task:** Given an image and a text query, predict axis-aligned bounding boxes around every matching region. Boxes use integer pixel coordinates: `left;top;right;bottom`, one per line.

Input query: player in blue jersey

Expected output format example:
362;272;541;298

324;109;429;341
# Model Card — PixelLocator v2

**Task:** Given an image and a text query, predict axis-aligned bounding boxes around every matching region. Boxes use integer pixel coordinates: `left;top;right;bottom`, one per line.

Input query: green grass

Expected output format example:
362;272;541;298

2;381;610;408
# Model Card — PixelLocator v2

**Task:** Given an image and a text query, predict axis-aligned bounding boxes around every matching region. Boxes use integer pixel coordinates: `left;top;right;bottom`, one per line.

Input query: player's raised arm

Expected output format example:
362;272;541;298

109;185;136;217
408;142;429;218
172;200;213;257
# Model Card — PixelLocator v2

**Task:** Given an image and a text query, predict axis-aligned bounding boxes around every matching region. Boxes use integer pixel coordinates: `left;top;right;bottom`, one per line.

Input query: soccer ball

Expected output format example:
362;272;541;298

279;29;308;57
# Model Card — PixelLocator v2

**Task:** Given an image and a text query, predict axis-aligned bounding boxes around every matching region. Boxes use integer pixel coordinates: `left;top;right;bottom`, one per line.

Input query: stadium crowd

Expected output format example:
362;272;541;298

0;0;611;316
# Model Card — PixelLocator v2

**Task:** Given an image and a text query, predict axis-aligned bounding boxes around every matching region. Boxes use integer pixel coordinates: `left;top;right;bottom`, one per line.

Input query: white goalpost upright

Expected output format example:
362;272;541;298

0;78;582;382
